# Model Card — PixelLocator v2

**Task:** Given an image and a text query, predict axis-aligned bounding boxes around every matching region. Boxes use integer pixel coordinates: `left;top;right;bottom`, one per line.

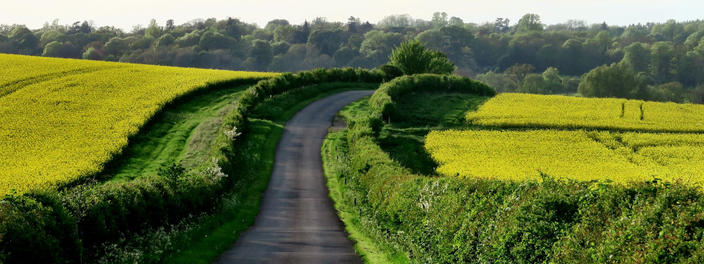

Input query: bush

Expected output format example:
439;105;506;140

389;40;456;75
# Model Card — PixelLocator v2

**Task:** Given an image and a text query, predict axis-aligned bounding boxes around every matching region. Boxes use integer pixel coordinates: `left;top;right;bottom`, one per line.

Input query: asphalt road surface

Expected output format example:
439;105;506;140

215;90;373;264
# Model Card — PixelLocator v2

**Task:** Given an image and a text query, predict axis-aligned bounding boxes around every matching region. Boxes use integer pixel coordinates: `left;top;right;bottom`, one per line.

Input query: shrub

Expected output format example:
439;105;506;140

389;40;456;75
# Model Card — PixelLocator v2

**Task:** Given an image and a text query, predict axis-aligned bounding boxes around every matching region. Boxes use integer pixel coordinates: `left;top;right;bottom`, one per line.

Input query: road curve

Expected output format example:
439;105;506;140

215;90;373;264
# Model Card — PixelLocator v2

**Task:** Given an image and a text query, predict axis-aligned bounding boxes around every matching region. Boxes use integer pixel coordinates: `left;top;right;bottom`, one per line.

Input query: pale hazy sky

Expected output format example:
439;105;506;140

2;0;702;30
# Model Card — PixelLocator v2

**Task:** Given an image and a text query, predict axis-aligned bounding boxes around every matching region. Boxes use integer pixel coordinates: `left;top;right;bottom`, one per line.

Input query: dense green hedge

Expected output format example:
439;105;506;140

335;86;704;263
369;74;495;122
0;67;384;263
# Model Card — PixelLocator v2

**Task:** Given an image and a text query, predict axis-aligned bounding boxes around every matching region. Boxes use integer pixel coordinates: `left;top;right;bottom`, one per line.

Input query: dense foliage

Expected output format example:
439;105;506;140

388;40;455;75
0;67;384;263
3;14;704;102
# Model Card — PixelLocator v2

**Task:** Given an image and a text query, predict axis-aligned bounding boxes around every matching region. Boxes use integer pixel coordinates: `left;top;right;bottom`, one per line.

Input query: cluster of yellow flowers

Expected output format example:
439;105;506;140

467;93;704;132
0;54;276;195
426;130;704;185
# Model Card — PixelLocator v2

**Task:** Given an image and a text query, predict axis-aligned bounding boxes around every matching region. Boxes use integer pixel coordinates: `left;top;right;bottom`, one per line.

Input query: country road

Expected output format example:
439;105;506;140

215;90;373;264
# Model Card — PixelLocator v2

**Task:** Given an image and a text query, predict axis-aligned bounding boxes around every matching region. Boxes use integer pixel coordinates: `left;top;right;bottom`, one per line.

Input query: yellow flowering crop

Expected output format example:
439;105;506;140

0;54;276;195
427;130;659;183
467;93;704;132
426;129;704;185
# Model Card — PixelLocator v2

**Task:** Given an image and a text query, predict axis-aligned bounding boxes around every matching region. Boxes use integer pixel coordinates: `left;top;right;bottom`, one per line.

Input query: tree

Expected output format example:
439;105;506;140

265;19;290;31
504;63;535;86
475;71;517;92
333;46;358;66
621;42;651;73
218;17;249;39
175;31;201;47
82;47;102;60
360;30;404;65
542;67;564;93
9;25;39;53
156;34;175;48
144;19;163;39
560;39;583;75
273;25;297;43
578;62;648;99
494;18;510;33
271;41;290;55
388;40;455;75
650;41;676;82
520;74;547;93
67;21;92;34
649;81;684;102
165;19;175;31
42;41;64;57
517;14;543;32
307;29;344;56
199;31;234;50
691;85;704;104
449;17;464;27
431;12;448;28
245;40;273;71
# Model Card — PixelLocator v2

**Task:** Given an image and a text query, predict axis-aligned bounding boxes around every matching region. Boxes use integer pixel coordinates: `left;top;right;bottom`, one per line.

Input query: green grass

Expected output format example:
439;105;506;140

163;83;378;264
105;85;248;181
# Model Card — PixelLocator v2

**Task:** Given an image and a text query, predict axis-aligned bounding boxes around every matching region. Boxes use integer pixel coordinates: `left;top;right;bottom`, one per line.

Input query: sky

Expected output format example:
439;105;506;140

1;0;702;30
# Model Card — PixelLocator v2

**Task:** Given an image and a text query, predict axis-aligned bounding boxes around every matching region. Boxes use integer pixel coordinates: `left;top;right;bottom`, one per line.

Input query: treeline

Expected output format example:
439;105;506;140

2;13;704;103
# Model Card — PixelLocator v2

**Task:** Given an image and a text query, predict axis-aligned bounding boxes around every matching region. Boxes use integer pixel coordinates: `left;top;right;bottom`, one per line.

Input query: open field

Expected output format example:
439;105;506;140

422;93;704;186
467;93;704;132
0;54;275;195
426;130;704;185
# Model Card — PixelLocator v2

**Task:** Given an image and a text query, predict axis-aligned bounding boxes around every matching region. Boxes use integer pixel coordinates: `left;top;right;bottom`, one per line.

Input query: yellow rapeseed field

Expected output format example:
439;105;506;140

427;127;704;185
426;130;662;183
0;54;276;195
431;92;704;185
467;93;704;132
